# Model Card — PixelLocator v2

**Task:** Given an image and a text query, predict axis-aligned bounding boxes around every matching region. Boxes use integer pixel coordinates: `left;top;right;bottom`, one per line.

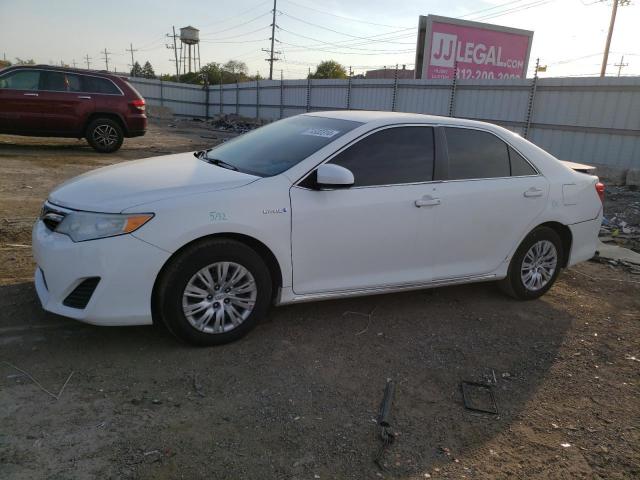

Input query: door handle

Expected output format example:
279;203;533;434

23;92;38;96
415;195;441;207
523;187;544;198
77;95;92;99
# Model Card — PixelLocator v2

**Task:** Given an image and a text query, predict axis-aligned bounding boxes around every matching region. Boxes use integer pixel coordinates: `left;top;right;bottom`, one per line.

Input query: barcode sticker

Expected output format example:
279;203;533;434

301;128;340;138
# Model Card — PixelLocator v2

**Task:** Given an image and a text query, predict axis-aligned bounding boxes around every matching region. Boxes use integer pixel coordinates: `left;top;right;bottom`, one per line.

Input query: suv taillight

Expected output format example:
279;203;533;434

129;99;145;113
595;182;605;203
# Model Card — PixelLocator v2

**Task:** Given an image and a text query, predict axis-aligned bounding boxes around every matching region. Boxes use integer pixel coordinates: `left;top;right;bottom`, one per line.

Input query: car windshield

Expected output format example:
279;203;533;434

203;115;362;177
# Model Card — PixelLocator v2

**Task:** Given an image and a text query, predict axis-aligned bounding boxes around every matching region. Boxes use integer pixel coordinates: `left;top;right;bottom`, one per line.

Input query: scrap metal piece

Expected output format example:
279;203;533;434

374;378;396;470
461;381;498;415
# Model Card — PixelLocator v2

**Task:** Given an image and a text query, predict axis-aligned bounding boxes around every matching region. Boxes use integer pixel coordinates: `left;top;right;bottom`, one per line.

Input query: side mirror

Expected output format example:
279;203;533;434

316;164;354;189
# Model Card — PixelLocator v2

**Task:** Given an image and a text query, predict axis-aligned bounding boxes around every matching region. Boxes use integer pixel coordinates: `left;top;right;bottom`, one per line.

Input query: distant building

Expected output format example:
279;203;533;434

365;65;415;79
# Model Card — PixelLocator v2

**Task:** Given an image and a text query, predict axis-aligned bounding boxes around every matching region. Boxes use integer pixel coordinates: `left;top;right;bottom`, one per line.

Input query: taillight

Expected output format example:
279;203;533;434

595;182;605;203
129;99;145;113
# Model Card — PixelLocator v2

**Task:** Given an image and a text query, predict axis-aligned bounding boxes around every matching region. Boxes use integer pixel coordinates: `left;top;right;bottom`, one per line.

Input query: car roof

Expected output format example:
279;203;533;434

5;64;125;80
305;110;503;130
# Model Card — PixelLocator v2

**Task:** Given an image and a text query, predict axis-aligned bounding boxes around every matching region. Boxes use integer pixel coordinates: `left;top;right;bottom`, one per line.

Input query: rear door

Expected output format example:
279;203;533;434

291;125;437;294
38;71;94;135
0;69;43;132
427;127;548;280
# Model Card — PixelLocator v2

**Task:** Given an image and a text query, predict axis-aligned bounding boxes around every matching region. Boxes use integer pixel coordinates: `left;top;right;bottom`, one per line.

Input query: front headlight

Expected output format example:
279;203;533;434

55;212;154;242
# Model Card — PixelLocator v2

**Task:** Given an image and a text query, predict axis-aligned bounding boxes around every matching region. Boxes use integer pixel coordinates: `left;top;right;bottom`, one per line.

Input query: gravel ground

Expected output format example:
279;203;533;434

0;121;638;479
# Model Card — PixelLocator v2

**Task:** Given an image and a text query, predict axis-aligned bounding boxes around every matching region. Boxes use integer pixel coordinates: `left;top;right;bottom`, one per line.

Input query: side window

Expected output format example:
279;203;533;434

0;70;40;90
40;71;67;91
65;74;83;92
82;76;120;94
509;146;537;176
329;127;434;187
445;128;510;180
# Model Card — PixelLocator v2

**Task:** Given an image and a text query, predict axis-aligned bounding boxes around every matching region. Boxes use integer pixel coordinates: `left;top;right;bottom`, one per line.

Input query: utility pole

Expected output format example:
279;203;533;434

85;54;91;69
102;48;112;71
126;43;138;75
600;0;630;77
262;0;280;80
167;27;180;78
614;55;628;77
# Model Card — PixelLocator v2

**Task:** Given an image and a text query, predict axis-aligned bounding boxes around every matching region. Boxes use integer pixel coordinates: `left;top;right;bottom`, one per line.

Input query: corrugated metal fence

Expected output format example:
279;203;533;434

129;76;640;171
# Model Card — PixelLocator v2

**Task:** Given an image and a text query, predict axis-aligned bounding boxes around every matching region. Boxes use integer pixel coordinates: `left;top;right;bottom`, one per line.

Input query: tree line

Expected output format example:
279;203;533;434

0;56;351;83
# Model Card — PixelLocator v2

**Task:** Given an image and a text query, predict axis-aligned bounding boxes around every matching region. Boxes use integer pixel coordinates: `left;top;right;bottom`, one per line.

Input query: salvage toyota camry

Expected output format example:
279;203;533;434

33;111;604;345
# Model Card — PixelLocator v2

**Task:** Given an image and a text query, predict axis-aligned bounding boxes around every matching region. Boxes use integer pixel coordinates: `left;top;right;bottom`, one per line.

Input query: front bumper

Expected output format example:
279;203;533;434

32;220;171;326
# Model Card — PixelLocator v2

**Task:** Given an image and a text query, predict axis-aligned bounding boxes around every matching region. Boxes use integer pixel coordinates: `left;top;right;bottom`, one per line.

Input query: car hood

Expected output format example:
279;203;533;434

49;152;259;212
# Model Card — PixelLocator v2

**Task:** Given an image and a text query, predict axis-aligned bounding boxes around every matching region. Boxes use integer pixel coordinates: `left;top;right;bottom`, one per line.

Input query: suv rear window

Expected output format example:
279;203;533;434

82;76;121;94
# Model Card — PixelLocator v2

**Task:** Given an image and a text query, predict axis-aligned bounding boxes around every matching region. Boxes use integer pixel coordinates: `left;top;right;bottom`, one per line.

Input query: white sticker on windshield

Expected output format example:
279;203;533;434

301;128;340;138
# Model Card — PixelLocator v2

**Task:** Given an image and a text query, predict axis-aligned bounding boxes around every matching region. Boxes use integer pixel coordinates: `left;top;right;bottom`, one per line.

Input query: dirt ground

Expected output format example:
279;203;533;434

0;121;639;479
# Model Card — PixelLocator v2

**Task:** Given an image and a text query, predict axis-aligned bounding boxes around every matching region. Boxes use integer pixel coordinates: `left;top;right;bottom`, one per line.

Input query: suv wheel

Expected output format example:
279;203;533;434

499;226;564;300
156;239;272;346
86;118;124;153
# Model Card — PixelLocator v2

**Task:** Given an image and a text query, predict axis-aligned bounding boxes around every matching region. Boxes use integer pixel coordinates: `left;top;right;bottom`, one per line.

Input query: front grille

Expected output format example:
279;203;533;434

40;203;68;231
63;277;100;309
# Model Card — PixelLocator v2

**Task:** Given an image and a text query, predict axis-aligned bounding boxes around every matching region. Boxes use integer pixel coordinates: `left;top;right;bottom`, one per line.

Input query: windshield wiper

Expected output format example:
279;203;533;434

195;149;240;172
204;157;238;171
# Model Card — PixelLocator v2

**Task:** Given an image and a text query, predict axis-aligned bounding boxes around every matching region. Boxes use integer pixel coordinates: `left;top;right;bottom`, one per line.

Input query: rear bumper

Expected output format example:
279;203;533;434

32;219;170;326
567;210;603;267
125;115;147;137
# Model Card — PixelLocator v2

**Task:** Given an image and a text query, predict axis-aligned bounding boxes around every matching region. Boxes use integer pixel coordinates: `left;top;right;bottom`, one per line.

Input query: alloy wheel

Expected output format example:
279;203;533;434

520;240;558;291
92;124;118;147
181;261;257;334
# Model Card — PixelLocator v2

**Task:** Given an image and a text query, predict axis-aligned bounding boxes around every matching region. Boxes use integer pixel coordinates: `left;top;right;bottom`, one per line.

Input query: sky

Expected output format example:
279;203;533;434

0;0;639;79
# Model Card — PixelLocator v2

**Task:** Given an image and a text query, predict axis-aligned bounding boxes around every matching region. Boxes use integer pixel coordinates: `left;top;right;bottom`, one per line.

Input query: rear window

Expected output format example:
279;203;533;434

445;127;511;180
81;75;121;94
203;115;362;177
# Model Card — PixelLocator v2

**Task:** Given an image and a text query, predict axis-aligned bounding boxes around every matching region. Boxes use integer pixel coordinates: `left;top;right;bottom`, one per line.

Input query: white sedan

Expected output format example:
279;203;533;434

33;111;604;345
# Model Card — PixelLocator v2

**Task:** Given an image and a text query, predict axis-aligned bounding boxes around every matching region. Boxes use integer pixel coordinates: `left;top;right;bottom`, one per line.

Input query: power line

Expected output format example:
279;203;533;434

101;48;112;71
200;11;272;37
201;25;271;41
198;0;272;28
277;26;415;50
277;40;414;56
264;0;280;79
471;0;556;21
126;43;138;74
278;11;414;42
459;0;533;19
277;27;417;52
600;0;632;77
280;0;412;28
614;54;628;76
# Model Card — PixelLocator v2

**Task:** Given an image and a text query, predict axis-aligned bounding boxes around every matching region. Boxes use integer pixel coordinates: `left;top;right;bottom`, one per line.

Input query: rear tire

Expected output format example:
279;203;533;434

499;226;564;300
86;118;124;153
155;238;272;346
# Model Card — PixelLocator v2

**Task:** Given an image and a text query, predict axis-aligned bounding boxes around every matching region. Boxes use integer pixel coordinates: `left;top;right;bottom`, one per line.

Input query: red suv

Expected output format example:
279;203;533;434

0;65;146;153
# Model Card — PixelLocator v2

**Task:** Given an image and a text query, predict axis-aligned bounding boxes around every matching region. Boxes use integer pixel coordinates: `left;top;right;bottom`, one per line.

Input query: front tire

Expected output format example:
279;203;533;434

499;226;563;300
86;118;124;153
156;239;272;346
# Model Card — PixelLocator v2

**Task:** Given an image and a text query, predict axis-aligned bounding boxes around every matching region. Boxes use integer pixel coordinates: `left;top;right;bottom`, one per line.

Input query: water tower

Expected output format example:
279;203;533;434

179;26;200;74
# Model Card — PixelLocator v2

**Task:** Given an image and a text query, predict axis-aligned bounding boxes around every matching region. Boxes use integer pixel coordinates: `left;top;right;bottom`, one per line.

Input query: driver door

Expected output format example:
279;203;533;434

290;125;437;295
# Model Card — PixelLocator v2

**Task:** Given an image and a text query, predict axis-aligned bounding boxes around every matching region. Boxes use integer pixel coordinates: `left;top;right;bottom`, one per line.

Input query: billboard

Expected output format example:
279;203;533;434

415;15;533;80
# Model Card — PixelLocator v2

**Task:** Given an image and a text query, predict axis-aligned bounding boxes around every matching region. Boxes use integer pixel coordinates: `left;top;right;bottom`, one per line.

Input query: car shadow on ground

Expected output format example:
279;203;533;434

0;280;572;478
